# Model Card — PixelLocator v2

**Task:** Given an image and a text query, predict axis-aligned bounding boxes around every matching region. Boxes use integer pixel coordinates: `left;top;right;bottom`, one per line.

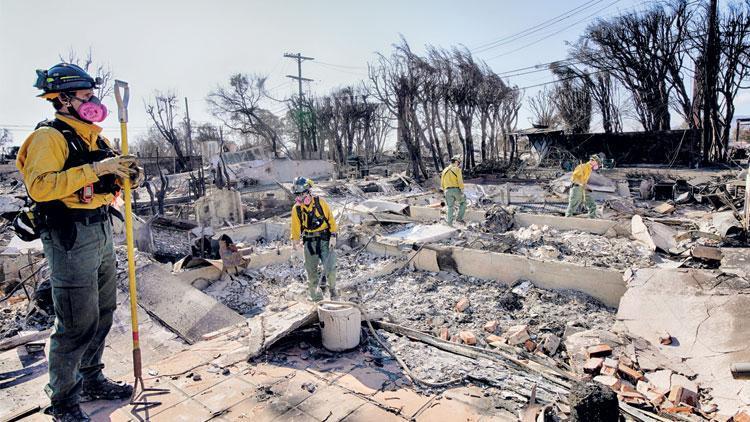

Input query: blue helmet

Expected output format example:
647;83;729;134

292;177;313;194
34;63;101;97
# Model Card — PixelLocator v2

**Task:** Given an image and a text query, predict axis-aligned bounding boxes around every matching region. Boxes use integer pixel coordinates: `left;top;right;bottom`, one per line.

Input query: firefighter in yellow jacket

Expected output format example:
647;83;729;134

565;155;602;218
441;155;466;226
290;177;338;301
17;63;143;421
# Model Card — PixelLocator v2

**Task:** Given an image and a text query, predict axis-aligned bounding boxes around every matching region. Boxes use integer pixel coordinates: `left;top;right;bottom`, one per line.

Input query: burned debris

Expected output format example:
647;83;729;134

3;157;750;421
5;1;750;418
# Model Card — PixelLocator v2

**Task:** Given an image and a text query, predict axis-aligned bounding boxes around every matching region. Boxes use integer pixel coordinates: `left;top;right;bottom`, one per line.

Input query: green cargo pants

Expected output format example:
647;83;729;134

303;237;336;301
444;187;467;226
40;219;117;408
565;184;597;218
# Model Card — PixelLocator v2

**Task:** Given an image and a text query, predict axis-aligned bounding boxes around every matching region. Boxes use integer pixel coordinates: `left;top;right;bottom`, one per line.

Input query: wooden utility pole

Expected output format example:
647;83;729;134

184;97;193;170
702;0;719;163
284;53;314;158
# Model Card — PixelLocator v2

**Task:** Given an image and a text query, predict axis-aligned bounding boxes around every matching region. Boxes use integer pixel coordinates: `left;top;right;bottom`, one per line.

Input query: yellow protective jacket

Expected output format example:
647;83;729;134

570;162;593;186
16;114;116;209
441;164;464;190
290;196;338;241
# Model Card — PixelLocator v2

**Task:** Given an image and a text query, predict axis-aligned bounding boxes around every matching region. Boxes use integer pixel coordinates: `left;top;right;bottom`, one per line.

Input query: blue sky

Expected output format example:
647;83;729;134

2;0;735;145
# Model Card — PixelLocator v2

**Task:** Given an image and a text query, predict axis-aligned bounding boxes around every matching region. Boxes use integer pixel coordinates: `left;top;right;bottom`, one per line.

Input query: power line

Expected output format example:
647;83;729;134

488;0;666;74
486;0;624;61
311;61;368;77
471;0;606;54
314;61;367;70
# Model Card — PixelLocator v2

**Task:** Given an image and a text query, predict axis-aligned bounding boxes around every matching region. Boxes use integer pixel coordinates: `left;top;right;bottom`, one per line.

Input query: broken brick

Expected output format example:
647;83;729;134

583;357;603;374
618;390;645;400
505;325;530;345
486;334;503;343
523;339;537;352
691;245;723;261
617;363;644;383
636;380;650;396
459;331;477;345
654;203;675;214
602;358;618;368
645;390;665;406
663;406;694;414
449;335;461;344
733;411;750;422
644;390;666;406
668;385;698;407
619;383;638;394
600;366;617;376
483;320;498;333
593;375;621;391
586;344;613;359
454;297;470;312
619;355;633;367
439;327;449;341
541;333;561;355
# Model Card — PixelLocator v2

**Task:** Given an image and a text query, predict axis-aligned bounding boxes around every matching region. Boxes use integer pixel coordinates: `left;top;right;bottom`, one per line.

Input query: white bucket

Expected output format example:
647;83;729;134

317;302;361;352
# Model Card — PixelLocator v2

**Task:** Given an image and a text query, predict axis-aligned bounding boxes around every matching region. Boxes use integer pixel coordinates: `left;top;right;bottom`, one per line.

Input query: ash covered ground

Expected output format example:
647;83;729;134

450;222;653;271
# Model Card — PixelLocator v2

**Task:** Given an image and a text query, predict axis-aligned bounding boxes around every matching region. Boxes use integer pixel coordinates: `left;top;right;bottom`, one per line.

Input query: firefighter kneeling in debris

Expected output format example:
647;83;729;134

16;63;143;422
565;154;602;218
290;177;338;301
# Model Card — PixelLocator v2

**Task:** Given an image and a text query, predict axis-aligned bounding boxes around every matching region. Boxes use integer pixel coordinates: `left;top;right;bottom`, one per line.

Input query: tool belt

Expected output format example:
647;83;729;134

68;207;112;225
303;230;331;256
40;206;121;252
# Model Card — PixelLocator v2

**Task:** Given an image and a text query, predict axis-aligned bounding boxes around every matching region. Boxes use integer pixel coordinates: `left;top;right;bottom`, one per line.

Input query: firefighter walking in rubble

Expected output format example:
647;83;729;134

565;154;602;218
17;63;144;422
441;155;467;226
290;177;338;301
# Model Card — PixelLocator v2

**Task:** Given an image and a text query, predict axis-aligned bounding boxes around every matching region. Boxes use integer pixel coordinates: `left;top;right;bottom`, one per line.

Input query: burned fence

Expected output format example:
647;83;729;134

528;129;699;166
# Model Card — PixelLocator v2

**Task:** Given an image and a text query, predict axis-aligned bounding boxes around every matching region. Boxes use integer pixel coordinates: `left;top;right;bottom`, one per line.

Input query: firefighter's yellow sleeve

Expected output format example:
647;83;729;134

319;198;338;234
290;204;302;241
16;127;99;203
570;162;593;186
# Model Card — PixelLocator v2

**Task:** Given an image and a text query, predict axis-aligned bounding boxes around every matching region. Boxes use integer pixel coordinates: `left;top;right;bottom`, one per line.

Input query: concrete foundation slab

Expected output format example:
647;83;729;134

513;213;620;235
720;248;750;278
246;301;318;360
406;205;485;223
617;268;750;414
136;264;246;343
384;224;458;244
366;241;625;308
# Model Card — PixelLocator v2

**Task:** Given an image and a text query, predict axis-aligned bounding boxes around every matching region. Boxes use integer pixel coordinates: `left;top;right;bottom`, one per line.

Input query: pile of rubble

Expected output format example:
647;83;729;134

453;222;653;270
578;342;708;415
361;274;615;351
509;225;654;270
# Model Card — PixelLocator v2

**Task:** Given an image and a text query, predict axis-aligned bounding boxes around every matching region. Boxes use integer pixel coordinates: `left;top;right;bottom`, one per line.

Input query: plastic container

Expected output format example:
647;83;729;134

317;302;361;352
